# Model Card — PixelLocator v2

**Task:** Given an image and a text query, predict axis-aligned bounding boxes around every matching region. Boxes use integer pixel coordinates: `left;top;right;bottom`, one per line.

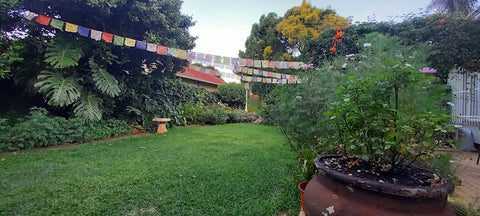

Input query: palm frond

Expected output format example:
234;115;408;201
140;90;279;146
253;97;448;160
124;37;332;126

45;39;84;68
74;92;102;122
34;71;82;106
90;59;121;97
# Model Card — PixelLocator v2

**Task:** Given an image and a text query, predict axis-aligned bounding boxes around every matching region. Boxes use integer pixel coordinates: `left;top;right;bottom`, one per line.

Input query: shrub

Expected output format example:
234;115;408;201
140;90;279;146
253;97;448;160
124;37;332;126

197;105;229;125
228;110;257;123
0;107;133;152
217;83;245;109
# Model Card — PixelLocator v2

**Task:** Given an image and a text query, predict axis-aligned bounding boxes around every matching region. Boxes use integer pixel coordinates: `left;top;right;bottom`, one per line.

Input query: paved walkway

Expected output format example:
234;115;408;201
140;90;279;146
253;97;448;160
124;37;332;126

448;150;480;209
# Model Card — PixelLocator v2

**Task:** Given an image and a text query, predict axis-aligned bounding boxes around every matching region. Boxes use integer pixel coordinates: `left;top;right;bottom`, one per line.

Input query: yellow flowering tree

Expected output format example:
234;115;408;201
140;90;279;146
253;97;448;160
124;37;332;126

275;0;349;49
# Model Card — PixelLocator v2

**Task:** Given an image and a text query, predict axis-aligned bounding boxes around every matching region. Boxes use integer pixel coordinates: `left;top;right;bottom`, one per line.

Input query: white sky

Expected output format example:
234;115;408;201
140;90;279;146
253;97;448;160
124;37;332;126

181;0;433;58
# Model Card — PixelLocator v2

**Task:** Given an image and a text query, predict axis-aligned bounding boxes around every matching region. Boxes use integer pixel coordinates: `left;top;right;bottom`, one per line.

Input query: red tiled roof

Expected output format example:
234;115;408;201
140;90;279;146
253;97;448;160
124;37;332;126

176;66;226;85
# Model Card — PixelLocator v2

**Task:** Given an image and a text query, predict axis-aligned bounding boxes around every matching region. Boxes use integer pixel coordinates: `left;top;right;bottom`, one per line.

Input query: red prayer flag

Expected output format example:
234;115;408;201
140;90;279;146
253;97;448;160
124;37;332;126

246;59;254;66
242;67;248;73
288;61;295;69
36;15;52;25
102;32;113;43
157;45;168;55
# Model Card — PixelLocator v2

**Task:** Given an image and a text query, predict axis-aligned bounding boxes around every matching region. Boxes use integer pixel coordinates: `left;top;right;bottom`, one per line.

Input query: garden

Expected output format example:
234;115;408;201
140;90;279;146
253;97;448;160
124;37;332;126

2;0;480;215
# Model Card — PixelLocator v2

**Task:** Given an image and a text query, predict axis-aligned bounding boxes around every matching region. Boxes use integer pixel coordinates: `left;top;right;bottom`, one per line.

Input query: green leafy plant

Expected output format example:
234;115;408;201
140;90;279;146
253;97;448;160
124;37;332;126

327;37;453;171
228;110;257;123
90;59;121;97
217;83;245;109
44;39;84;69
34;71;82;106
73;92;103;122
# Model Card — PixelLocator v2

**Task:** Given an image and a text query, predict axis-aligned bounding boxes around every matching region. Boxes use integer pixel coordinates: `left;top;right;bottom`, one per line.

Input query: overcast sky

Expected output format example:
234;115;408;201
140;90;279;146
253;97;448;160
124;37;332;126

181;0;433;57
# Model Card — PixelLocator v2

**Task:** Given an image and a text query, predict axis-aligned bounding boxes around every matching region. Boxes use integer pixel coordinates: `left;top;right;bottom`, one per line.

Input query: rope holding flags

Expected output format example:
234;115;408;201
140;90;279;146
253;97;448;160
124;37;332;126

22;11;305;84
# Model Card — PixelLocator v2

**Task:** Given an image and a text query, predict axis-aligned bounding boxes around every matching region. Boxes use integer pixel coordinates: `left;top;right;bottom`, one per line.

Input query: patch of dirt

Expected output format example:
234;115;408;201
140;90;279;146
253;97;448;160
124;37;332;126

319;156;441;187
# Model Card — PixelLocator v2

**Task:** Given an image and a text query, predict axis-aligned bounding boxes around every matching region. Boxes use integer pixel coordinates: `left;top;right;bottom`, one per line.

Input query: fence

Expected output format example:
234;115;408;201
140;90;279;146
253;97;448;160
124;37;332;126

448;68;480;125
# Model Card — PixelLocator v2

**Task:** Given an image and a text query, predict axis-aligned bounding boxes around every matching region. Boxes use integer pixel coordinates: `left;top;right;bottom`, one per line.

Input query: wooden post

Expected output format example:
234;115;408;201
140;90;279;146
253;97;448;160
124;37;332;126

244;83;249;112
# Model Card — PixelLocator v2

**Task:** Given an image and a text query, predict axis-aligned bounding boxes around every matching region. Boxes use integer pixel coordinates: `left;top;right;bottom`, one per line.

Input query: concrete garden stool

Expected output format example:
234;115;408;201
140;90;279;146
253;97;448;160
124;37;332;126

152;118;171;134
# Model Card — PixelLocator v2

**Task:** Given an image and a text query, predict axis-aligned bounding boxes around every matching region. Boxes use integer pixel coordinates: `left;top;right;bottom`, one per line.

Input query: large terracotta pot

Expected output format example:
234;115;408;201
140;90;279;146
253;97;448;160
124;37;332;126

304;155;455;216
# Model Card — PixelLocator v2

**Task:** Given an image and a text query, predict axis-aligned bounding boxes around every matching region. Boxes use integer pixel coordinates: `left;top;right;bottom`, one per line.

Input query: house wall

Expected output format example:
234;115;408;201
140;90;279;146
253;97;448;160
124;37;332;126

180;78;219;91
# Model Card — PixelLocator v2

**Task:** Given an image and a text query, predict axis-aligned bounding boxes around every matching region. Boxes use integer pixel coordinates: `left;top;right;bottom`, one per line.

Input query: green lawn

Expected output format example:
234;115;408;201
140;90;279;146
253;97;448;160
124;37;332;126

0;123;299;215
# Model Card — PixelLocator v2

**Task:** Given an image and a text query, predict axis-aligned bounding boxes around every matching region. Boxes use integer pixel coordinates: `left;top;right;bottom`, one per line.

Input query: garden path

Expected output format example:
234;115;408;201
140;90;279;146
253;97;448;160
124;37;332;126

449;150;480;209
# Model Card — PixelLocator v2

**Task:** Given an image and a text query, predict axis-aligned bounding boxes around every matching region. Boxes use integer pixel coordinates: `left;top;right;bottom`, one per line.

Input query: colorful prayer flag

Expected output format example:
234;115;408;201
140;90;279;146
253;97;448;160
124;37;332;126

239;59;246;66
177;49;187;59
289;62;295;69
102;32;113;43
263;78;267;83
269;61;275;68
124;38;136;47
223;56;231;66
205;54;213;61
136;41;147;50
253;69;258;75
196;52;205;61
113;35;124;46
246;59;254;66
24;11;38;20
214;55;222;63
167;47;177;56
258;70;263;76
65;23;78;33
146;43;157;52
231;58;239;66
50;19;64;30
254;60;261;68
157;45;168;55
36;15;51;25
187;51;196;60
248;68;253;75
78;26;90;37
88;28;100;40
262;60;269;68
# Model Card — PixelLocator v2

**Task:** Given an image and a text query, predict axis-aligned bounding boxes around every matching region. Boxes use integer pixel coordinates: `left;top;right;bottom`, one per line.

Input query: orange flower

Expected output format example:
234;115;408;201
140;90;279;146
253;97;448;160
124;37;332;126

342;25;349;30
312;51;317;54
334;26;340;32
330;47;337;52
440;18;445;24
311;37;317;40
250;94;259;99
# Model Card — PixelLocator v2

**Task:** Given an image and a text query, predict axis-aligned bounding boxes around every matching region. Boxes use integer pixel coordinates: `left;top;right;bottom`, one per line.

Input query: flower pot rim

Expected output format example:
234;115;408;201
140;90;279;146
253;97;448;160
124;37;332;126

314;155;454;199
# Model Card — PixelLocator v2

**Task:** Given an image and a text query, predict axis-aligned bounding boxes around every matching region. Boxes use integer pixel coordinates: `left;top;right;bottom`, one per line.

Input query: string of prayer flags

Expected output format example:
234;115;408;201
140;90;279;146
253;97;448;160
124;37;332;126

23;11;308;71
240;74;300;84
65;23;78;33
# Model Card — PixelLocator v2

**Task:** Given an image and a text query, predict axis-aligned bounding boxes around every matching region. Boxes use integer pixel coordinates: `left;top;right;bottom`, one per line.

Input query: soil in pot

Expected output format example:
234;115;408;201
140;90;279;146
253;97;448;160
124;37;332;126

304;155;455;216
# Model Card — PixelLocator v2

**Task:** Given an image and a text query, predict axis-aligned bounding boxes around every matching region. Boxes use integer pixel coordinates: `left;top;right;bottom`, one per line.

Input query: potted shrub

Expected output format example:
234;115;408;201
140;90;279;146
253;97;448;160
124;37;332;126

304;58;455;215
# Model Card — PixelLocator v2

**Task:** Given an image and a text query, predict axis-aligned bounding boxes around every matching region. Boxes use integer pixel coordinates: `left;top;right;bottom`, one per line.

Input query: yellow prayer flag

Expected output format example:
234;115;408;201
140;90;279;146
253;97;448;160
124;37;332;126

124;38;136;47
177;49;187;59
65;23;78;33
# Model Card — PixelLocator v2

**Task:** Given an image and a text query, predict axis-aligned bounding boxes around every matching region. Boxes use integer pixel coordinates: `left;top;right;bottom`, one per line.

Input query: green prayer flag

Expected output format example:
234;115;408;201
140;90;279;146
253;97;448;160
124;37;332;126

50;19;65;30
114;35;125;46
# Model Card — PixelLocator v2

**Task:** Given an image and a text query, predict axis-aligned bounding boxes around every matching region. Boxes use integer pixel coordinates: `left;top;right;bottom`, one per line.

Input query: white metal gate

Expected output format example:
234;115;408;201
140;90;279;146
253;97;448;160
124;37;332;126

448;68;480;125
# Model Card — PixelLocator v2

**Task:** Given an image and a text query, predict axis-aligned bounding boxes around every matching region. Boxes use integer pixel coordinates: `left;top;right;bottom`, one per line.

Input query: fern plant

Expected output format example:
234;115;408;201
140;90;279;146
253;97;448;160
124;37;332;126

45;39;84;68
74;92;103;122
34;71;82;106
90;59;121;97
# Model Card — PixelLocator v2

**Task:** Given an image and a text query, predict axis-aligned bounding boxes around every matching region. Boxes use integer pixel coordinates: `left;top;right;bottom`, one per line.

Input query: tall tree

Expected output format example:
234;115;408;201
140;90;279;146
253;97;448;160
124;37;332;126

429;0;478;15
275;0;348;50
239;12;287;60
1;0;196;121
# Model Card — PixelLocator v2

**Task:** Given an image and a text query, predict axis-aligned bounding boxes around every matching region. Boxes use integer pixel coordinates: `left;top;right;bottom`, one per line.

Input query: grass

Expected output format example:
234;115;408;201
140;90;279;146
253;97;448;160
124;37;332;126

0;123;299;215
